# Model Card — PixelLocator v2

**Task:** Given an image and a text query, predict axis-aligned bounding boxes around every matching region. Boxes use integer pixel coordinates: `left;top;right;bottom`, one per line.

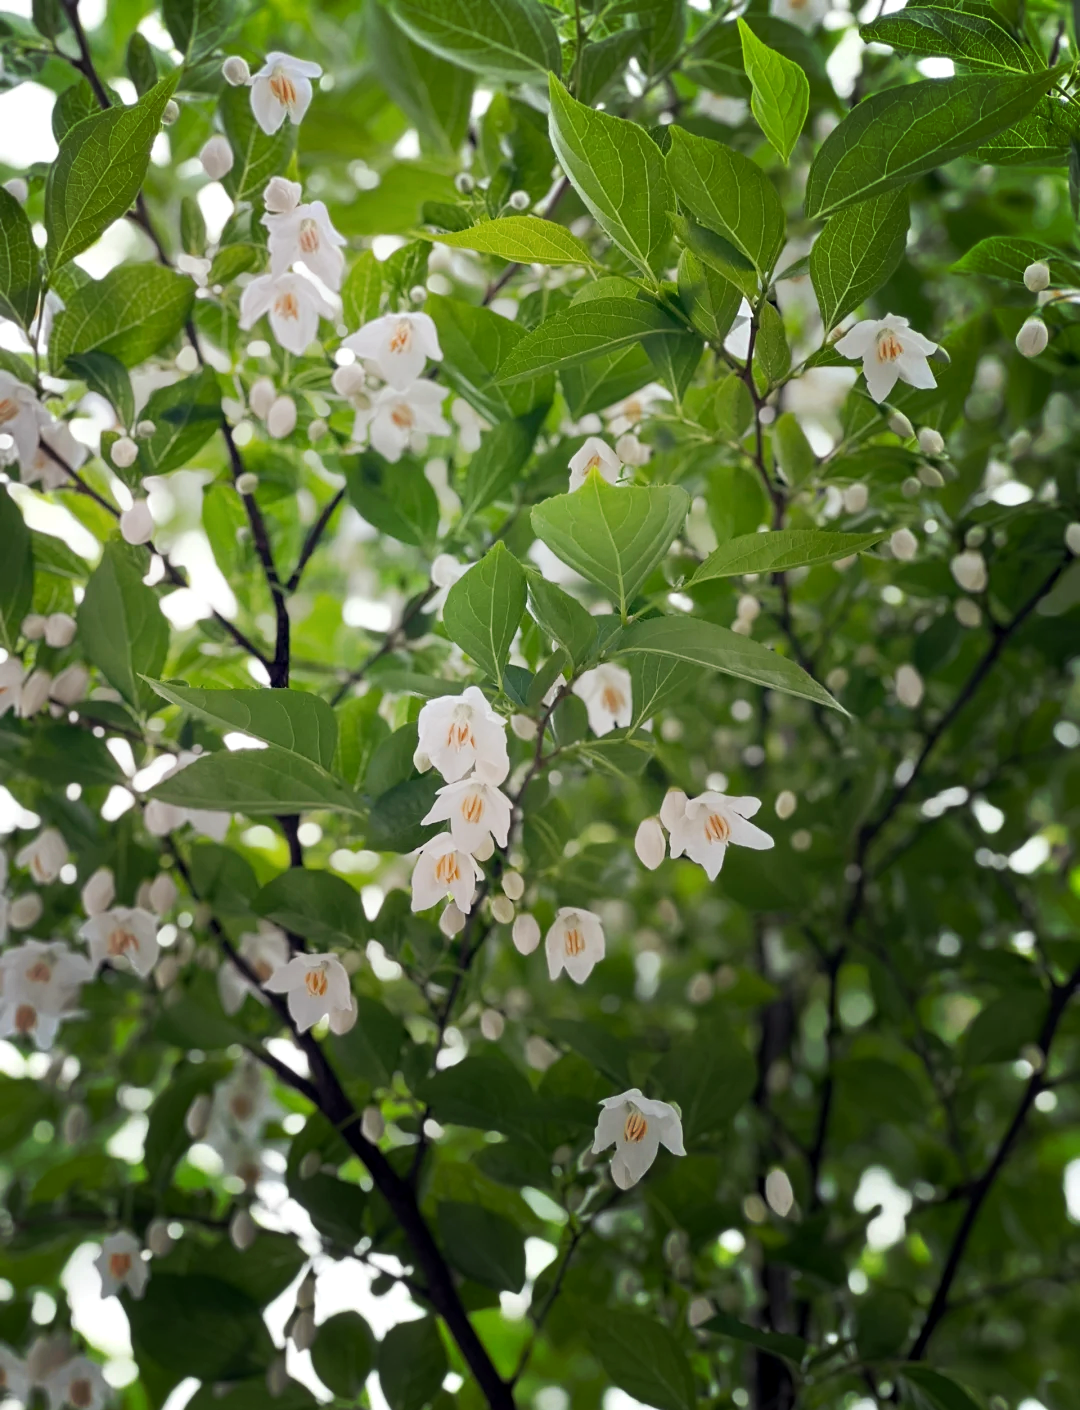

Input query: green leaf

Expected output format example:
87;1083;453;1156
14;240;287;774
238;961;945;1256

443;542;527;687
666;125;786;281
366;775;441;852
673;213;760;303
531;473;689;618
378;1318;447;1410
389;0;560;83
691;530;885;582
254;869;365;950
810;188;910;330
151;748;365;819
219;83;296;203
45;74;180;272
548;75;673;279
0;187;40;330
497;296;686;385
460;414;538;519
860;8;1039;74
570;1302;696;1410
964;991;1046;1065
126;32;159;95
144;1059;228;1186
367;2;473;156
417;1051;542;1142
656;1012;756;1142
344;451;439;548
613;615;843;711
526;573;597;668
772;411;815;486
0;491;33;653
64;351;135;428
50;263;194;373
162;0;235;63
901;1366;982;1410
136;368;223;476
703;1312;807;1364
805;69;1061;219
77;542;168;710
330;996;407;1087
311;1313;375;1399
754;299;789;385
128;1275;274;1381
52;79;99;146
426;293;553;421
144;682;338;768
952;234;1080;283
737;19;809;162
973;102;1074;164
437;1202;526;1292
434;215;593;267
677;250;742;345
342;251;384;329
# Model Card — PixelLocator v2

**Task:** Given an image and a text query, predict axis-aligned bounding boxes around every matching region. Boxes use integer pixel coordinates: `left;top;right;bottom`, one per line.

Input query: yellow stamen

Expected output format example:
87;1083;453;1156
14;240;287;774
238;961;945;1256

876;330;904;362
14;1004;36;1034
564;924;585;957
704;812;730;843
601;685;624;715
108;1252;132;1280
623;1110;648;1143
461;792;484;825
390;402;415;429
108;928;138;957
274;291;300;321
388;320;412;353
0;398;19;425
69;1380;93;1409
305;969;329;997
298;219;319;254
435;852;461;885
269;71;297;108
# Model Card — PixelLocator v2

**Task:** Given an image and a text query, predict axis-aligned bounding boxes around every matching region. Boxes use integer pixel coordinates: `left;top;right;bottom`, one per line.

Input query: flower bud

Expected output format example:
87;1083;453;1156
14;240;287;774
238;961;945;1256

480;1009;505;1041
50;664;88;706
688;1296;715;1329
331;363;365;398
842;482;868;514
615;432;650;467
200;135;234;182
162;99;179;125
509;190;530;211
1016;316;1048;358
890;527;917;562
413;748;432;773
44;612;77;648
136;419;156;437
491;895;515;924
266;1357;288;1399
120;500;154;546
895;663;924;709
917;427;944;456
249;376;276;420
146;1218;173;1257
361;1105;384;1143
81;867;115;917
22;613;46;640
298;1150;321;1180
901;476;921;498
1023;261;1050;293
263;177;302;214
148;873;178;914
291;1311;315;1352
439;902;466;937
236;472;259;496
918;464;944;488
308;418;327;441
20;670;52;717
473;835;495;862
110;436;138;469
512;913;541;955
954;597;981;629
222;55;251;85
10;892;43;929
1066;523;1080;556
510;713;537;741
409;285;427;305
775;789;797;820
951;549;987;594
3;177;29;204
501;871;524;901
185;1092;213;1140
454;172;475;195
267;395;297;439
634;817;666;871
229;1209;257;1251
887;410;914;440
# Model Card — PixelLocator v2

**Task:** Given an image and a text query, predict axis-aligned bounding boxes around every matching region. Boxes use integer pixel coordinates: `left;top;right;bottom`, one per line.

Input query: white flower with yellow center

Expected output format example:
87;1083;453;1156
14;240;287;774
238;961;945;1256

422;775;512;854
834;315;937;404
663;790;773;880
15;827;68;884
44;1356;108;1410
410;833;484;914
415;686;510;784
263;953;353;1033
343;312;444;391
545;907;605;984
354;381;450;463
573;663;633;737
568;436;623;493
592;1088;685;1189
249;52;322;135
79;907;160;978
0;371;43;470
219;922;291;1015
239;271;337;356
264;199;346;290
95;1231;149;1299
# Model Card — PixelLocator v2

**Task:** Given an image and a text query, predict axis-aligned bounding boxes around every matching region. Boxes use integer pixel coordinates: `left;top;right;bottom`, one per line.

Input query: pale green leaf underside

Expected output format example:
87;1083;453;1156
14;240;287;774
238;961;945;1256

433;216;593;267
860;8;1039;74
390;0;560;82
150;748;364;818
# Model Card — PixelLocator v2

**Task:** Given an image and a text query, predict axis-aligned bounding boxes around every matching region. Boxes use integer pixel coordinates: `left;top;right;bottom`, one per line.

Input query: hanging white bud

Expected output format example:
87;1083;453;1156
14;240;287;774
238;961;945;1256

200;136;234;182
439;902;466;938
1023;261;1050;293
890;527;917;561
951;549;988;593
508;190;530;211
184;1093;213;1140
491;895;515;925
146;1219;173;1257
1007;428;1032;458
409;285;427;305
688;1296;715;1329
473;834;495;862
955;597;981;629
20;670;52;717
917;427;944;456
236;472;259;496
512;913;541;955
136;419;156;437
510;713;538;741
267;395;297;439
775;789;797;820
266;1358;288;1399
120;500;154;545
44;612;77;648
155;954;181;990
480;1009;505;1041
229;1209;257;1251
291;1311;315;1352
901;477;921;498
249;377;276;420
895;664;924;709
81;866;115;917
454;172;475;195
2;177;29;204
222;55;251;85
22;613;47;640
501;872;525;901
110;436;139;469
10;893;44;929
842;482;868;514
308;418;327;441
263;177;303;214
634;817;666;871
162;99;179;125
1016;316;1049;358
918;464;945;488
361;1105;385;1142
615;432;650;467
298;1150;321;1180
887;410;914;440
1065;523;1080;556
148;873;177;914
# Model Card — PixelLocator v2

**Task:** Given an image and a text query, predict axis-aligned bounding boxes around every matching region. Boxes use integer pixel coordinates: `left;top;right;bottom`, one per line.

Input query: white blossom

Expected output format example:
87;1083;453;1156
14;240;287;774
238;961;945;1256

592;1088;685;1188
80;907;160;977
512;913;541;955
615;431;651;467
15;828;67;884
545;907;605;984
43;612;77;648
110;436;138;469
20;669;51;717
834;315;937;403
604;383;670;436
422;776;512;854
1065;522;1080;556
249;52;322;135
264;176;303;214
634;817;666;870
263;953;353;1033
769;0;828;30
665;791;774;881
895;664;924;709
199;134;234;181
120;499;154;546
951;549;987;593
43;1356;108;1410
0;371;44;469
343;312;443;391
51;664;88;707
177;253;212;288
0;658;23;718
410;833;483;914
0;1346;30;1404
9;893;43;930
264;200;346;290
415;686;509;784
573;663;632;736
81;867;115;917
568;436;622;493
22;418;86;492
239;272;337;356
354;382;450;462
95;1231;149;1299
249;376;277;419
0;940;92;1050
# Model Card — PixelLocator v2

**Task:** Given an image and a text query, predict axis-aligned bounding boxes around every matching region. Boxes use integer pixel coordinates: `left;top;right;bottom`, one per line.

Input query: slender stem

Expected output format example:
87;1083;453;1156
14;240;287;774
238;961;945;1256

286;489;345;592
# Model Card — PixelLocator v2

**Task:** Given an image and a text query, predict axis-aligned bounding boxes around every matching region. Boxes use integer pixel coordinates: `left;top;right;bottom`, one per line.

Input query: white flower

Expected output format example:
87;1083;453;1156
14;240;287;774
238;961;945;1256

110;436;138;469
177;253;212;287
21;418;86;491
81;867;115;917
22;614;46;640
0;940;91;1049
355;381;450;462
19;669;51;718
249;376;277;420
592;1088;685;1189
264;176;303;214
16;828;67;884
222;55;250;85
951;549;987;593
44;612;76;648
415;686;509;784
80;907;160;978
51;664;88;706
343;312;443;391
890;527;917;561
44;1356;108;1410
267;394;297;439
450;397;489;453
512;912;541;954
0;1346;30;1404
1024;261;1050;293
834;315;937;404
573;663;633;737
218;922;290;1015
120;499;154;546
249;52;322;135
264;200;346;290
424;552;467;615
665;792;774;881
634;817;666;870
410;833;483;913
1016;316;1048;358
568;436;622;493
0;658;23;718
895;664;924;709
3;177;28;204
239;272;337;356
0;372;43;469
199;134;234;181
263;953;353;1033
615;432;650;467
331;362;367;404
545;907;605;984
769;0;828;31
422;776;512;854
95;1231;149;1299
604;384;670;436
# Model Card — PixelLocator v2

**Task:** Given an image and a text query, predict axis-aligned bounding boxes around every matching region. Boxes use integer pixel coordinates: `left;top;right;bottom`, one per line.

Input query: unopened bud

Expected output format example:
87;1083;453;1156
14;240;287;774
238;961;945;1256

298;1150;321;1180
473;835;495;862
307;418;327;441
44;612;77;648
634;817;666;871
200;135;234;182
1023;261;1050;293
267;395;297;439
81;866;115;917
10;893;44;929
951;549;987;594
2;177;28;204
439;902;466;938
146;1218;173;1257
1065;522;1080;556
512;913;541;955
775;789;797;820
890;527;917;562
917;427;944;456
842;482;868;514
491;895;515;924
361;1105;384;1143
148;873;177;914
120;500;154;546
185;1092;213;1140
222;56;251;86
236;472;259;496
510;713;537;741
263;176;303;214
162;99;179;125
291;1310;315;1352
62;1105;88;1144
918;464;945;488
249;376;276;420
229;1208;257;1251
22;613;46;640
20;670;51;717
736;594;760;623
266;1357;289;1398
111;436;138;469
895;663;924;709
136;419;157;437
887;410;914;440
454;172;475;195
954;597;981;629
1016;316;1049;358
688;1296;715;1328
501;872;524;901
155;954;181;990
409;285;427;305
509;190;530;211
480;1009;505;1041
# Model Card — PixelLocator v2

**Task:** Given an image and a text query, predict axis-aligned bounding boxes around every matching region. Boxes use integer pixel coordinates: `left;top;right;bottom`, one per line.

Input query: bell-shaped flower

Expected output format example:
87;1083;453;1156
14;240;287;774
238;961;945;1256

1;939;92;1017
343;312;443;390
0;1346;30;1404
603;383;670;436
545;907;605;984
0;372;43;470
15;827;67;884
834;315;937;403
79;907;160;978
44;1356;108;1410
354;381;450;462
218;922;290;1015
410;833;483;914
264;176;303;213
422;776;512;854
568;436;622;493
95;1231;149;1299
263;953;353;1033
592;1088;685;1189
573;663;633;737
665;791;773;880
239;272;337;356
264;199;346;290
249;52;322;135
0;658;24;718
415;686;509;784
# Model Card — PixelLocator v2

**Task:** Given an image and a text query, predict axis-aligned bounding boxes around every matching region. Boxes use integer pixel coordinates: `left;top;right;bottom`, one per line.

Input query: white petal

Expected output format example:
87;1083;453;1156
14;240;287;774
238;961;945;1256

862;354;900;404
833;321;878;359
728;815;774;851
250;80;285;135
896;351;937;391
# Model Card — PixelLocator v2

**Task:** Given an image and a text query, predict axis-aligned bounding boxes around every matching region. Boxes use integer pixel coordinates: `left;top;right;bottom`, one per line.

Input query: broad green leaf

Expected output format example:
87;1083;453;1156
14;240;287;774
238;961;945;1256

136;369;222;476
342;251;383;329
128;1275;274;1381
443;542;527;687
692;531;885;582
952;234;1079;283
433;215;593;267
614;615;843;710
772;411;815;486
548;75;673;279
345;451;439;548
311;1313;375;1400
52;79;99;145
655;1008;756;1140
496;296;686;385
531;473;690;618
378;1318;447;1410
805;69;1061;219
972;102;1074;164
219;83;296;203
436;1202;526;1292
860;8;1039;74
673;213;760;302
50;263;194;372
255;869;366;950
417;1051;543;1142
569;1302;696;1410
426;293;552;421
389;0;560;83
753;299;789;385
45;74;180;271
901;1366;982;1410
810;188;910;330
0;491;33;652
526;573;597;667
144;683;338;769
460;414;538;520
964;990;1046;1065
0;187;40;330
367;1;473;156
677;250;742;345
703;1313;807;1364
737;19;809;162
151;748;364;819
64;351;135;429
162;0;235;63
144;1059;228;1186
666;125;786;280
77;542;168;710
126;32;159;95
366;774;441;853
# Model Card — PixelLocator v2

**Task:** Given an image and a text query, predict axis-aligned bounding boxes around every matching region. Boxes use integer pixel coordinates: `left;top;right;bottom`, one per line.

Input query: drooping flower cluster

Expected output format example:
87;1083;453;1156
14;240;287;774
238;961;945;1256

0;371;89;490
0;937;92;1049
239;179;342;356
634;789;775;880
339;311;450;462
